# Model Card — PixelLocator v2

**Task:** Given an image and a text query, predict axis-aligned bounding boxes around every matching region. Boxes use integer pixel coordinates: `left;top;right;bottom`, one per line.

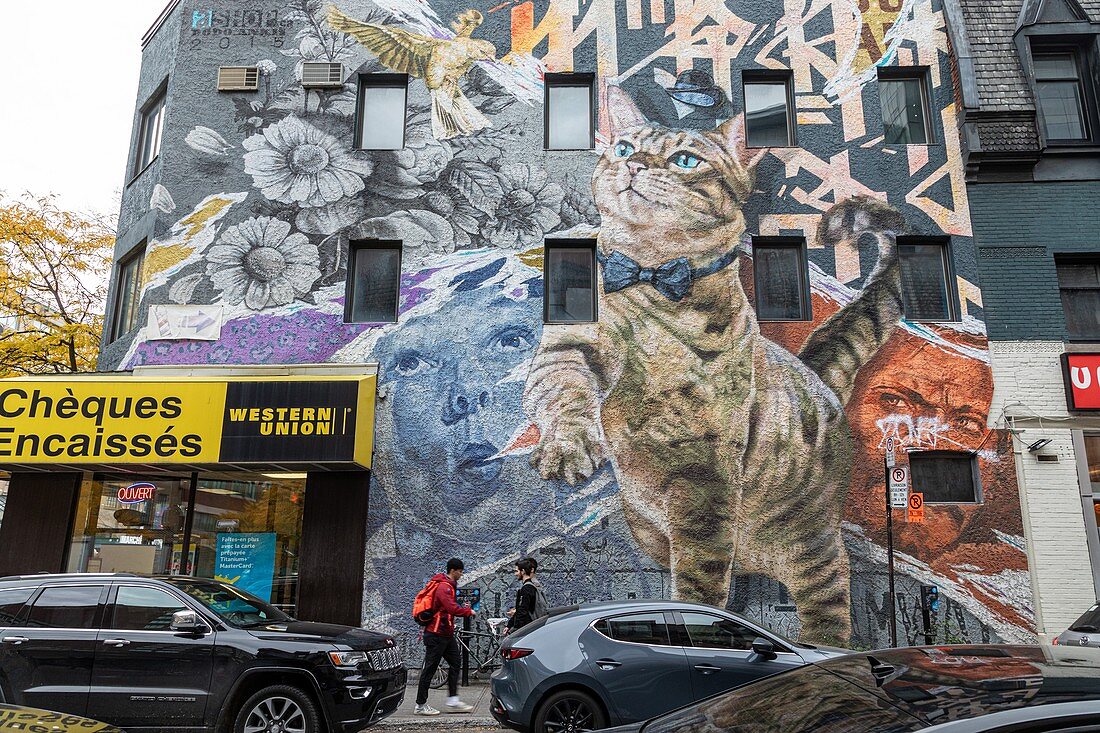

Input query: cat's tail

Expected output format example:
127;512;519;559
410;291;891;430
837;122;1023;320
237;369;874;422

798;196;907;406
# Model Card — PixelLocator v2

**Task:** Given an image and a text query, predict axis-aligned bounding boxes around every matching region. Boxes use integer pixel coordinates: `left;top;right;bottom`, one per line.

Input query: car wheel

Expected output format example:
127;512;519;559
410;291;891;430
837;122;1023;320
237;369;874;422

233;684;321;733
533;690;608;733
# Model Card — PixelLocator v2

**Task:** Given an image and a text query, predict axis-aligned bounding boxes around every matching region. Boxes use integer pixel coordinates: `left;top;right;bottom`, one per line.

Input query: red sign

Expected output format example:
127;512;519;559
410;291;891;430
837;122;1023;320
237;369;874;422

907;492;925;523
117;482;156;504
1063;353;1100;411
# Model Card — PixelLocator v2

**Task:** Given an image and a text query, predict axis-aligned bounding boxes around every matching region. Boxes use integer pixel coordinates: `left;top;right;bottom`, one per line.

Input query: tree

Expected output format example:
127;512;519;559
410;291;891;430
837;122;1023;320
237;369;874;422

0;194;115;375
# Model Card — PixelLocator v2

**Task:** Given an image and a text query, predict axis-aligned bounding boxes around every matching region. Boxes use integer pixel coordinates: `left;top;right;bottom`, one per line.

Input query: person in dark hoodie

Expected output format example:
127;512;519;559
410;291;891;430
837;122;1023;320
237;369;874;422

506;557;539;632
415;557;476;716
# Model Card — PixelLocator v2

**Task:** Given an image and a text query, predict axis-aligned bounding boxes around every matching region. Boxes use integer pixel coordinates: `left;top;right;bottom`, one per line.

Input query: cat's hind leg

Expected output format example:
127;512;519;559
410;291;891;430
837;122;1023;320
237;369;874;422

775;524;853;646
664;470;737;607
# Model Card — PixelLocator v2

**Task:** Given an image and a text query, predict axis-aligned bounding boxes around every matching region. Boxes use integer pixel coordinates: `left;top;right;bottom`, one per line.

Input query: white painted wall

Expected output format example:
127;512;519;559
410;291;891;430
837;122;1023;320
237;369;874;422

989;341;1100;640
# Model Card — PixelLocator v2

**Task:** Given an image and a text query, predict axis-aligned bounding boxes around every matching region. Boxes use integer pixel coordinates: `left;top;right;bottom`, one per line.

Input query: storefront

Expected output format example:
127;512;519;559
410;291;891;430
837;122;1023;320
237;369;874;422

1065;353;1100;595
0;364;377;626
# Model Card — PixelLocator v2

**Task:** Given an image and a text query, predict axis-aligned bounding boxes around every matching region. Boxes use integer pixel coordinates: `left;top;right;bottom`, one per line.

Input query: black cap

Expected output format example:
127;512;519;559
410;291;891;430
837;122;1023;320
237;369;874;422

446;557;465;571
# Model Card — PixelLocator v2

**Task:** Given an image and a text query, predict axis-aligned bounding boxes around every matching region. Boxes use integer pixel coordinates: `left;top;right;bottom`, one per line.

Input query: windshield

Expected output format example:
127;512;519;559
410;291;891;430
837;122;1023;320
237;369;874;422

1071;603;1100;632
167;578;292;628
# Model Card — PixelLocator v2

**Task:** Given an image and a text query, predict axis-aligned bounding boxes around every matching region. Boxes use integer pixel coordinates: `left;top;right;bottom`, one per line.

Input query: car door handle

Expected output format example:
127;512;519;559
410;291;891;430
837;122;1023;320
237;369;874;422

694;664;722;674
595;659;622;670
102;639;131;647
1;636;28;645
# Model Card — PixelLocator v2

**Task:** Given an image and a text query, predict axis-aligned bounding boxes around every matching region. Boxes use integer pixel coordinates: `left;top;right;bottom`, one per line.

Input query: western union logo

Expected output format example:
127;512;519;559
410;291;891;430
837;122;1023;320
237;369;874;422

226;406;352;436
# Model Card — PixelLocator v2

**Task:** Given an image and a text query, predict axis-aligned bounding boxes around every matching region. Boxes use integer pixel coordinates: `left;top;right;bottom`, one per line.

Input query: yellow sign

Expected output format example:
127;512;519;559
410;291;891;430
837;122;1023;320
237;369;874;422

0;375;376;468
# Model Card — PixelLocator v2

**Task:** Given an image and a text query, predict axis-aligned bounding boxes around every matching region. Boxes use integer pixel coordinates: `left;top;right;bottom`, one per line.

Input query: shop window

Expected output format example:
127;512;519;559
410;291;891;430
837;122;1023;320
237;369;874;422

111;243;146;340
0;587;32;627
680;611;759;650
133;86;166;176
1031;45;1093;143
356;74;407;150
909;451;981;503
111;586;187;631
1085;435;1100;552
878;69;933;145
898;238;956;321
26;586;102;629
743;72;794;147
1056;257;1100;340
545;73;594;150
753;239;810;321
345;240;401;324
595;612;672;645
544;240;597;324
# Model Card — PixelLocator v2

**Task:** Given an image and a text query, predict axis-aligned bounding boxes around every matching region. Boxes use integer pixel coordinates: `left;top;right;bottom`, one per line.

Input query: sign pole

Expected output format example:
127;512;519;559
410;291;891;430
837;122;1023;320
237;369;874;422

885;455;898;648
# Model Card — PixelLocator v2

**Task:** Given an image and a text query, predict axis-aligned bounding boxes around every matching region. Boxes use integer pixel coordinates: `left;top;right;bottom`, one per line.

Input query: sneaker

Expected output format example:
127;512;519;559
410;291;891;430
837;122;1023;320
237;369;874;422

414;704;441;716
444;701;474;713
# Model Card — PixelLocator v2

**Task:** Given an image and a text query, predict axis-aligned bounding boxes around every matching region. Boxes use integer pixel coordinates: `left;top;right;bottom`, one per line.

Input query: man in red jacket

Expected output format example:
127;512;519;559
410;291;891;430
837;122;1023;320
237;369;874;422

415;557;476;715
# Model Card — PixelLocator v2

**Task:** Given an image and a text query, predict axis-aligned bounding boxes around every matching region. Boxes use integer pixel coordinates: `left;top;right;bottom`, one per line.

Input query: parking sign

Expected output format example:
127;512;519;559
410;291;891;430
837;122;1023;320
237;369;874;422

888;465;909;509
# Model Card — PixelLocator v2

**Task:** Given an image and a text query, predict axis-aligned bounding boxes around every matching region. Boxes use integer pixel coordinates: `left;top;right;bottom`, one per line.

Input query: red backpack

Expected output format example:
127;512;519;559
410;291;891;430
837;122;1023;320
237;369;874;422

412;577;442;626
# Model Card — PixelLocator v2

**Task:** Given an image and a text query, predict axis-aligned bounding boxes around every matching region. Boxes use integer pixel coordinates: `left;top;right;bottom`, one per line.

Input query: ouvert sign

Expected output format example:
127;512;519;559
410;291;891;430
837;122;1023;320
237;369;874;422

0;372;377;468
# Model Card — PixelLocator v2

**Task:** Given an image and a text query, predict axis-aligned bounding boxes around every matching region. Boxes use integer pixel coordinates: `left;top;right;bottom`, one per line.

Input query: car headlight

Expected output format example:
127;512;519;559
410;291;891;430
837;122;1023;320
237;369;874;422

329;650;369;668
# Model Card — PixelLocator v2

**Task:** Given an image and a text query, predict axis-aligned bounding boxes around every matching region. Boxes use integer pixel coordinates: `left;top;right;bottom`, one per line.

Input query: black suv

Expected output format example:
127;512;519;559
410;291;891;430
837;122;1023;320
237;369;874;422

0;574;406;733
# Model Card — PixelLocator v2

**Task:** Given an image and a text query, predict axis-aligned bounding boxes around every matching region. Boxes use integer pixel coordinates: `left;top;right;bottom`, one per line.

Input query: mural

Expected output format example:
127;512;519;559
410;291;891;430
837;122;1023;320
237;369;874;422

113;0;1036;655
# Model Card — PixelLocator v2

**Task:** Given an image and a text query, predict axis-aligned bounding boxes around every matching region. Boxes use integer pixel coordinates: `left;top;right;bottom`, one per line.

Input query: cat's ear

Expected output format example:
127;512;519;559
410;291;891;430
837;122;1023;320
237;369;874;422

606;84;647;135
718;114;768;171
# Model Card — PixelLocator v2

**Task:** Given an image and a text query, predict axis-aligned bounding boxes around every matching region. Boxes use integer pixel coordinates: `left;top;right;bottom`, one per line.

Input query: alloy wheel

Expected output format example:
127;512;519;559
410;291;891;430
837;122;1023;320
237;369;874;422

243;696;308;733
543;697;596;733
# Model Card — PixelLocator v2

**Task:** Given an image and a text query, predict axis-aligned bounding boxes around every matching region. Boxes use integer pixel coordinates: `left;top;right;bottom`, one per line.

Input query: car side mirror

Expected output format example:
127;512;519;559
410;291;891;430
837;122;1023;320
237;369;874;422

751;637;777;660
171;609;209;634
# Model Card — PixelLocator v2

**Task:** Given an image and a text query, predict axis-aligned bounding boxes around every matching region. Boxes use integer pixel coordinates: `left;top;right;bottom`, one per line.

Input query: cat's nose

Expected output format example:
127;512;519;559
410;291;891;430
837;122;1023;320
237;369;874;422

626;160;648;175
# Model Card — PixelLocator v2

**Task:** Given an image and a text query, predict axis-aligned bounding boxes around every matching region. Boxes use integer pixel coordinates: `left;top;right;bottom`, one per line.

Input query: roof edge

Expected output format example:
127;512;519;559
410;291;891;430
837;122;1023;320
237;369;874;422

141;0;181;49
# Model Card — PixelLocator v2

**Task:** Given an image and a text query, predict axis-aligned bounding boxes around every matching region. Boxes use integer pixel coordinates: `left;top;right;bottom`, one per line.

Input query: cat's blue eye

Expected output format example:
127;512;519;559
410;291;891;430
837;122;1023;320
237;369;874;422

614;141;635;157
670;152;702;170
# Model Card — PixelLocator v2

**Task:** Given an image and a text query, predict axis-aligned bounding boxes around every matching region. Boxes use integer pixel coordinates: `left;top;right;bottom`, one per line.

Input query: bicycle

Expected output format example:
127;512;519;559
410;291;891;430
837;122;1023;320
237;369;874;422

430;616;509;689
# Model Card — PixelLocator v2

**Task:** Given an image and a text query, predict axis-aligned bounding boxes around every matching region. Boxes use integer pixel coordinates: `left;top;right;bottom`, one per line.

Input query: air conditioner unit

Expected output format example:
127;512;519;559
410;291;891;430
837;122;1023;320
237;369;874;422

302;62;344;88
217;66;260;92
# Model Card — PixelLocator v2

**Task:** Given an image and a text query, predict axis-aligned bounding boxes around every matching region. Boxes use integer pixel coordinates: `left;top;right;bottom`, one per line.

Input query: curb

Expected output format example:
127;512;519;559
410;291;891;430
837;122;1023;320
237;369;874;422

376;717;501;729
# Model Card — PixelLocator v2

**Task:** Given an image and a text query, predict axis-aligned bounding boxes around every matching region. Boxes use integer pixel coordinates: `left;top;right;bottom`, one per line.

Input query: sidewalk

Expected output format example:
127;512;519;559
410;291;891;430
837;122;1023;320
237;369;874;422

379;678;500;729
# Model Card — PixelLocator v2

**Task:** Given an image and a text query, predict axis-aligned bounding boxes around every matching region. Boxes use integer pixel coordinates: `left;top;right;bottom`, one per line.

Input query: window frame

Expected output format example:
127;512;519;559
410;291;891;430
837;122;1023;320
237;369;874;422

1055;255;1100;342
896;237;959;323
344;239;402;325
907;450;983;505
108;583;192;633
110;241;147;342
0;586;37;628
131;84;167;181
591;610;676;647
354;73;409;151
544;73;596;151
742;70;797;148
876;67;936;146
677;610;761;651
752;237;812;322
543;239;598;325
24;584;108;630
1030;42;1097;146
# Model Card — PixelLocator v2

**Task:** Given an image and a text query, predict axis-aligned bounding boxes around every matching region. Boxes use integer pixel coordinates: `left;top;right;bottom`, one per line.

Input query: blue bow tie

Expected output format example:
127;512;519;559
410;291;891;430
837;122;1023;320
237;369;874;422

599;248;739;302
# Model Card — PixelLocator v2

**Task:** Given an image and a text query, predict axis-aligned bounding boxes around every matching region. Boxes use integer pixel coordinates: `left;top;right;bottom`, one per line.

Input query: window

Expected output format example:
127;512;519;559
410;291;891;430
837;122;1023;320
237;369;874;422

111;586;188;631
680;612;759;651
753;239;810;320
743;73;794;147
346;241;401;324
111;243;146;340
0;588;32;627
545;74;594;150
1057;258;1100;340
898;240;954;321
595;612;671;645
134;88;166;175
26;586;102;628
909;451;981;503
357;75;407;150
1032;48;1089;142
544;241;596;324
878;70;932;145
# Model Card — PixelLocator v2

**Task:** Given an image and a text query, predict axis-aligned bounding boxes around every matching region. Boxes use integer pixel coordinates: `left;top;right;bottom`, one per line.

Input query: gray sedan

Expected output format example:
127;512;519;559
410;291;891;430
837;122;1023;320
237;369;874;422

1055;601;1100;647
489;600;847;733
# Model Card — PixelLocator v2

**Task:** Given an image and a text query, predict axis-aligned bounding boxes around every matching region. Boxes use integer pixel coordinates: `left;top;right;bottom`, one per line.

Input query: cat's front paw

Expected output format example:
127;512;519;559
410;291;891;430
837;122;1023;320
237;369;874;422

530;421;603;485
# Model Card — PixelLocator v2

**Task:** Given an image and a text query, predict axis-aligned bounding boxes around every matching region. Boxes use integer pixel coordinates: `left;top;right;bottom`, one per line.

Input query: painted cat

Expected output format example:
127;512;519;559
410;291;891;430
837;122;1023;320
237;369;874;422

522;86;906;644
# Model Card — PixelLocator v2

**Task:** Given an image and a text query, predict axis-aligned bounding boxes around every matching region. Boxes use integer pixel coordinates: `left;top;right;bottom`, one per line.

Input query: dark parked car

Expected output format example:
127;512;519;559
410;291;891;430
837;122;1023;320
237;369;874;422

490;600;847;733
0;702;123;733
0;573;406;733
1055;601;1100;648
606;644;1100;733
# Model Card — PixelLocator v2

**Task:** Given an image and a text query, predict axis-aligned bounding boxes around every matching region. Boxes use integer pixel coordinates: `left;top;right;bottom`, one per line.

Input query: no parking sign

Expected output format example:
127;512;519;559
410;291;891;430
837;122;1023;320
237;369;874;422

908;492;925;523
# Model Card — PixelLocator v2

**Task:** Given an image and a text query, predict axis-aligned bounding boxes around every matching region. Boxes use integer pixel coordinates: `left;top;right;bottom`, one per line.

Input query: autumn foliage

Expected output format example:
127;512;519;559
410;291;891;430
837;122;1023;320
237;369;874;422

0;195;115;376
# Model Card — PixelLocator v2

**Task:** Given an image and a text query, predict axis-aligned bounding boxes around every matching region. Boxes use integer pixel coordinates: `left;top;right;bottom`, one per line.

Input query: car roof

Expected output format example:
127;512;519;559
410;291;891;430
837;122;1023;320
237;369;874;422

0;573;219;586
553;599;751;617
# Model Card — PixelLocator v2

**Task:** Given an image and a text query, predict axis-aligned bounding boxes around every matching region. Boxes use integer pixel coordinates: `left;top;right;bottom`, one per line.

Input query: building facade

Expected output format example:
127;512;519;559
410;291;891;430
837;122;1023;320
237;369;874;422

4;0;1045;653
945;0;1100;639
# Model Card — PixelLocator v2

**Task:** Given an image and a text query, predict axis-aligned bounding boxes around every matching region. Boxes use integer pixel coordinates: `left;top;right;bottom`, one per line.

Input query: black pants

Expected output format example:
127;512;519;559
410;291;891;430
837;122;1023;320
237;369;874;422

417;631;461;704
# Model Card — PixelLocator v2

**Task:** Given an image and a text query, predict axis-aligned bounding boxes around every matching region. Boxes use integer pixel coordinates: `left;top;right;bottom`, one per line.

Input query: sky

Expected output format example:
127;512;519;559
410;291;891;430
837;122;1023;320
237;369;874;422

0;1;161;224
